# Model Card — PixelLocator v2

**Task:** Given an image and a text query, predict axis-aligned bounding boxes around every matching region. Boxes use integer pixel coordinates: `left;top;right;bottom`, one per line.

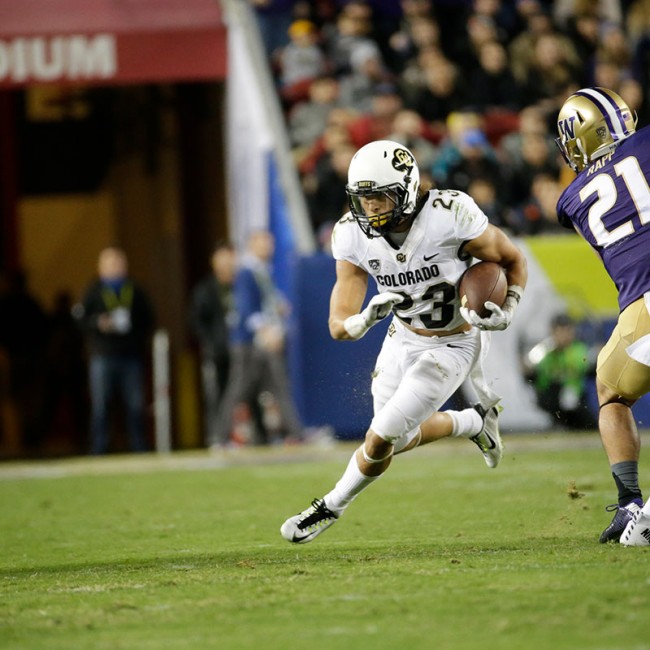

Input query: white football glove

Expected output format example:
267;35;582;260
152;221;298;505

343;291;403;339
460;285;524;331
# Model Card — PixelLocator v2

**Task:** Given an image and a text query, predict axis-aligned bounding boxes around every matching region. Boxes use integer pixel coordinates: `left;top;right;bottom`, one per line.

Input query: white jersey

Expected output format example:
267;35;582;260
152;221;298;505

331;189;489;332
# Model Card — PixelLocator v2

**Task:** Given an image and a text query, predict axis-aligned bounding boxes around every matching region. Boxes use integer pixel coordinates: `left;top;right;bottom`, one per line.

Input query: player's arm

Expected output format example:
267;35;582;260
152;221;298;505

461;224;528;331
329;261;369;340
329;260;402;340
463;224;528;290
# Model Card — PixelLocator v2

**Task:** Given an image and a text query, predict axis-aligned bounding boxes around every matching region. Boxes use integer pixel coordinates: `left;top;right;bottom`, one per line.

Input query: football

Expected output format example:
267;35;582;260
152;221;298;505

458;261;507;318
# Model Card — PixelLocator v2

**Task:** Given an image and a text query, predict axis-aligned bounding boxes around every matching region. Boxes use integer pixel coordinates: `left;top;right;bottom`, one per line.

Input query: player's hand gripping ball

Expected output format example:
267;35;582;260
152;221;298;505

459;262;515;330
458;262;508;318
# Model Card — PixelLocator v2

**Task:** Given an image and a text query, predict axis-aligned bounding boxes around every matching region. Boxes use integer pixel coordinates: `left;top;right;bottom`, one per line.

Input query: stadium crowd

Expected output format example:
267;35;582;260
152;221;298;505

254;0;650;246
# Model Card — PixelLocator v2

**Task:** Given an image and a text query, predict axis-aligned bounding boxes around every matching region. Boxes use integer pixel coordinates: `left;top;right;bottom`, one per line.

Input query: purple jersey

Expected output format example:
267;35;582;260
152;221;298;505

557;125;650;312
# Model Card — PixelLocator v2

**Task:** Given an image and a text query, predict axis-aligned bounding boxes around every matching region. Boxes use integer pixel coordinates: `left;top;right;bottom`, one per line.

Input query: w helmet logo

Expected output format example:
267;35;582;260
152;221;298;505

392;148;414;173
558;115;576;139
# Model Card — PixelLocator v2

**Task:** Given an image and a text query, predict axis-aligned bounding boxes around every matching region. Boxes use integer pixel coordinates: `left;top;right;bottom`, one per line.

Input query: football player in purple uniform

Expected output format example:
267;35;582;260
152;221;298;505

556;86;650;545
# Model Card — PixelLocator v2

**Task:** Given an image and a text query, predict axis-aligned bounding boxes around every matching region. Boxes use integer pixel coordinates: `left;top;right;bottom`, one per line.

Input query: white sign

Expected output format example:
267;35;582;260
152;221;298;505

0;34;117;83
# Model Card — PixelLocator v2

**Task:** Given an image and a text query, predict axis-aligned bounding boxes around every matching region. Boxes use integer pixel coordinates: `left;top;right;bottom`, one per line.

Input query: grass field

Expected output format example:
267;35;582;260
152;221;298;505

1;433;649;650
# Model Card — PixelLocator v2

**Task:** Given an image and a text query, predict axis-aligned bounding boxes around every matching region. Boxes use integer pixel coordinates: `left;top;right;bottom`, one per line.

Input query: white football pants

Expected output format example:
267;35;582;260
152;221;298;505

370;319;496;452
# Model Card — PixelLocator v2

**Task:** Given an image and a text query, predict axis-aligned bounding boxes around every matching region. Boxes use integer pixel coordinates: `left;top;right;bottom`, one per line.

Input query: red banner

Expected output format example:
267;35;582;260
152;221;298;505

0;30;226;87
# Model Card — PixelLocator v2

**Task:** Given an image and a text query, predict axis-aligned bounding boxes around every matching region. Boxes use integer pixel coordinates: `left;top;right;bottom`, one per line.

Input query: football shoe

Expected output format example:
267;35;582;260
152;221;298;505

280;498;339;544
599;498;643;543
620;501;650;546
469;404;503;469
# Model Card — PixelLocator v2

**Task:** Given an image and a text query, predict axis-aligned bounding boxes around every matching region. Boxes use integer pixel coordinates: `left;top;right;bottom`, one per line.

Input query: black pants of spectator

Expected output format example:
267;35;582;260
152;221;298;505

200;352;230;446
212;344;303;447
538;387;598;431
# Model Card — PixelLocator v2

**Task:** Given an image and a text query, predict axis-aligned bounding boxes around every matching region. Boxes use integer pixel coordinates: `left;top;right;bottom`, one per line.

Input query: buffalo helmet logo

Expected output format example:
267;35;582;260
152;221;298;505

392;148;415;173
369;259;381;271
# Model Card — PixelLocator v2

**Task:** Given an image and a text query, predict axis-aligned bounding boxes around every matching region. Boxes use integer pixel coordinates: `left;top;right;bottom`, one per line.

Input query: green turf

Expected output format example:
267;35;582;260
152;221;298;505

1;436;649;650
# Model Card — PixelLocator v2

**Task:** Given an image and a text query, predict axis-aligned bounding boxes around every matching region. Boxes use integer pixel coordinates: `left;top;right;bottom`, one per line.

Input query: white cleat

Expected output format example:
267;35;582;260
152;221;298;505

280;498;339;544
620;501;650;546
469;404;503;469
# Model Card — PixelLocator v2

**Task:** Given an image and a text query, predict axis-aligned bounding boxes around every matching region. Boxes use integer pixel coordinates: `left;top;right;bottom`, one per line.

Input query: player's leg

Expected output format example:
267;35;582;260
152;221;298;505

595;297;650;542
397;328;503;467
407;404;503;468
280;331;479;543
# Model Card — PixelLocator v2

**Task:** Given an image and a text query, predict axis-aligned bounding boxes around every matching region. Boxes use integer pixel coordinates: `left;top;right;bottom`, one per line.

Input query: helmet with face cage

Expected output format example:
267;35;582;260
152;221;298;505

556;87;637;173
346;140;420;238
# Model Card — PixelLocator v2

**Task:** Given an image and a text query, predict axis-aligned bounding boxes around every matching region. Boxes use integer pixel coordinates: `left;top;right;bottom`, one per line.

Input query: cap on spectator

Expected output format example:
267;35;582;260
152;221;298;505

461;128;488;148
289;20;317;38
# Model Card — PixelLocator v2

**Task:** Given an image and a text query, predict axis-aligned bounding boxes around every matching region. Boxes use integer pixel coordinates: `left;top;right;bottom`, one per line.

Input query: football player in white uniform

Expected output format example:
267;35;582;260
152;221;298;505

281;140;528;544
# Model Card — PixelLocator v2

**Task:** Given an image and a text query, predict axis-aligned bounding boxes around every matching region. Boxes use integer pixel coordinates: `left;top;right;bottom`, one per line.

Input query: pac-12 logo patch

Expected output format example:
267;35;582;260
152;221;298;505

369;259;381;271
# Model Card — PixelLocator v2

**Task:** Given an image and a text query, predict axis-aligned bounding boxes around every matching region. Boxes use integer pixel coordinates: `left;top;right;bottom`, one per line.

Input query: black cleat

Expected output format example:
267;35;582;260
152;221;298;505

599;499;643;543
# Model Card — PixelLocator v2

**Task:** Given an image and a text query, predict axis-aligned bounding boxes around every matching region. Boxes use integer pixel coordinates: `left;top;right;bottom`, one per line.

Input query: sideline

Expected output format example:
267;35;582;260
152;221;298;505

1;432;648;481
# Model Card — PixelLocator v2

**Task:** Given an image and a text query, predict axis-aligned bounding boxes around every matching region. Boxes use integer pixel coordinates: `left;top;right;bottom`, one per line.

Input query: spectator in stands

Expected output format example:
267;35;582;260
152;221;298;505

511;172;565;235
213;231;303;448
398;45;447;110
467;176;512;231
407;57;468;126
554;0;623;28
442;127;504;197
626;0;650;47
499;104;556;169
189;242;237;448
346;84;404;146
278;19;327;107
520;32;583;105
307;143;356;232
305;142;357;234
288;76;339;158
387;15;441;74
523;313;598;430
387;108;439;170
591;58;625;94
618;77;645;121
299;121;353;178
323;9;379;76
76;247;154;454
430;111;484;184
338;42;394;112
471;0;520;42
509;7;557;87
564;12;601;66
507;132;560;205
458;12;501;74
466;40;523;112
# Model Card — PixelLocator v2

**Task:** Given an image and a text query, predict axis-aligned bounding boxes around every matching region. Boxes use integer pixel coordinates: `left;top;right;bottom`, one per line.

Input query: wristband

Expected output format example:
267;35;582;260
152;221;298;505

506;285;524;304
343;313;370;339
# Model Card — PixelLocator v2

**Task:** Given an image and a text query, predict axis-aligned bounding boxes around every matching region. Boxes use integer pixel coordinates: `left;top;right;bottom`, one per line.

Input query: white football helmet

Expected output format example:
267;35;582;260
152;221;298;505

346;140;420;238
556;86;637;173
